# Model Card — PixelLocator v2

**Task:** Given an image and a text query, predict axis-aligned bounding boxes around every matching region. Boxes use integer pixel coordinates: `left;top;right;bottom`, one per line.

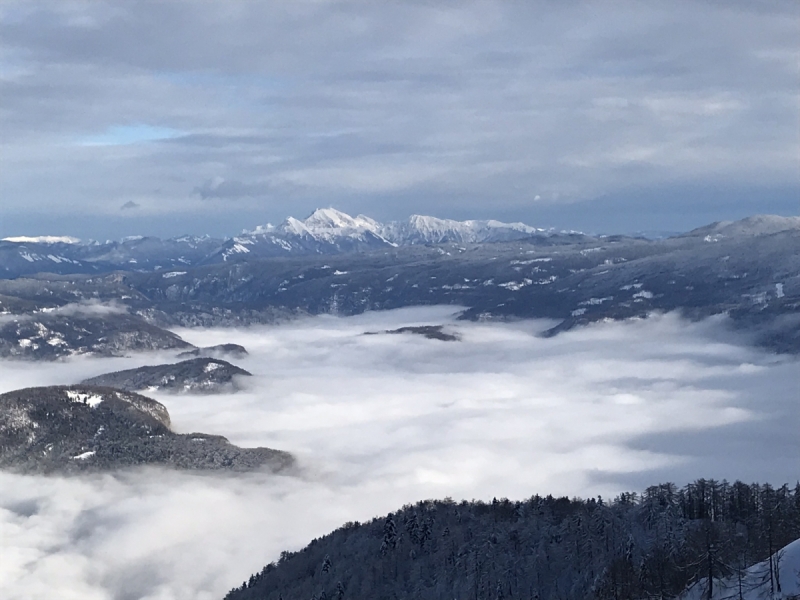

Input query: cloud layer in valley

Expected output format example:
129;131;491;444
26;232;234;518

0;308;798;599
1;1;798;238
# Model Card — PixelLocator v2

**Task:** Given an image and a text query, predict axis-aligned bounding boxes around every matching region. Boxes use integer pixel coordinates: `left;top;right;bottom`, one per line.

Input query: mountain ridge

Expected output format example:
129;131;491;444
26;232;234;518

2;210;798;281
0;208;585;278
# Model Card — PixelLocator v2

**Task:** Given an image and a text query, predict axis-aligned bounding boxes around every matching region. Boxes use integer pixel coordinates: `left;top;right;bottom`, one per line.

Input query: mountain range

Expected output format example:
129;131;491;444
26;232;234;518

0;208;582;279
0;211;797;358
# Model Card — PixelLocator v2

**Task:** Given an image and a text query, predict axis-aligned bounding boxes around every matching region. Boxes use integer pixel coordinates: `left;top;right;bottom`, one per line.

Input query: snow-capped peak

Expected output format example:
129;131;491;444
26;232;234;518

281;216;312;237
301;208;381;235
261;209;380;239
484;219;541;233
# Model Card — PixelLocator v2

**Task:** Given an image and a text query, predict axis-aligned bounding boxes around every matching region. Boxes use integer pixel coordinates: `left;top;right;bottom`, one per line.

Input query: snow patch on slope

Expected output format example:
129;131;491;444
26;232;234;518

382;214;545;245
2;236;82;244
679;537;800;600
65;390;104;407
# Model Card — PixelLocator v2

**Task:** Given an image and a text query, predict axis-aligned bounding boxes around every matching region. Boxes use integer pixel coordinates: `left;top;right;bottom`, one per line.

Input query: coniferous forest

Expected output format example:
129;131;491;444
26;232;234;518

225;480;800;600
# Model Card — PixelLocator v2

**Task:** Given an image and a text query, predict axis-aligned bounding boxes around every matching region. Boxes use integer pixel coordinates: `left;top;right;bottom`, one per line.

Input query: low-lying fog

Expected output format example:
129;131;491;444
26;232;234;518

1;308;797;600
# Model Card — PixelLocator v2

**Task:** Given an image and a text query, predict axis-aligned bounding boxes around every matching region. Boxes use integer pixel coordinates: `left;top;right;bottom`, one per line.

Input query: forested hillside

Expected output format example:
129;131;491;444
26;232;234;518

225;480;800;600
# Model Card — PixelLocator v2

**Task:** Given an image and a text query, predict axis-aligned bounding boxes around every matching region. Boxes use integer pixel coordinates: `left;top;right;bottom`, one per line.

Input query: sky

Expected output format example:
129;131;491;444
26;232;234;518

0;1;798;240
1;308;798;599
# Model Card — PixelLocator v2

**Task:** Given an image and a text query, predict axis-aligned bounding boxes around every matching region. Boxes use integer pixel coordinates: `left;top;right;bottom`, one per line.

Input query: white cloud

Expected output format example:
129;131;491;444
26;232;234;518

0;308;797;599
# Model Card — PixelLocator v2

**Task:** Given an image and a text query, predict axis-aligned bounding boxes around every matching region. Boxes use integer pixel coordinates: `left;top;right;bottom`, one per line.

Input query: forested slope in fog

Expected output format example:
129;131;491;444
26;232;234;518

226;480;800;600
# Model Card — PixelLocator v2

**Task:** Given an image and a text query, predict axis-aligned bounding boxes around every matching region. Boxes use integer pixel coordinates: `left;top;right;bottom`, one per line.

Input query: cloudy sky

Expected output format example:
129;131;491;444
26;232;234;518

1;1;797;239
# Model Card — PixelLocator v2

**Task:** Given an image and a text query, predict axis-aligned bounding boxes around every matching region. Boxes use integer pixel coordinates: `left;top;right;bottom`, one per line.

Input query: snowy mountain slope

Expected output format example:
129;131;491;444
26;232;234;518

209;209;394;262
0;234;225;278
679;538;800;600
248;208;385;240
0;239;91;277
683;214;800;241
299;207;383;237
380;214;547;244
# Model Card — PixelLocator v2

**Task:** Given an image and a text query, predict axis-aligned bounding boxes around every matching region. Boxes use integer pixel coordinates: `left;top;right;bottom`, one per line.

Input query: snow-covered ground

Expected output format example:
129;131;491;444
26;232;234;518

680;538;800;600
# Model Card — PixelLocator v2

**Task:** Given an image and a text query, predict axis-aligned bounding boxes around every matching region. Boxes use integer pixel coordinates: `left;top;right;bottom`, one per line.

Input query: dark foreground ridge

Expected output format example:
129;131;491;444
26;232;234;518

80;357;252;394
0;385;293;474
225;480;800;600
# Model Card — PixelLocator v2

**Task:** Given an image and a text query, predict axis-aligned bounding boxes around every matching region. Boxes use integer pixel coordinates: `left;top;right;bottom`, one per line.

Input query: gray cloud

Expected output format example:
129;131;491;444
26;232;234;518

120;200;139;210
0;1;797;238
192;176;273;200
0;308;797;598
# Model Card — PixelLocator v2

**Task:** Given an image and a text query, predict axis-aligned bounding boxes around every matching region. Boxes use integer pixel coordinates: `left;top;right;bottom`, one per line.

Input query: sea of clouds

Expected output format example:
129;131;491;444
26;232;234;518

0;307;797;599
